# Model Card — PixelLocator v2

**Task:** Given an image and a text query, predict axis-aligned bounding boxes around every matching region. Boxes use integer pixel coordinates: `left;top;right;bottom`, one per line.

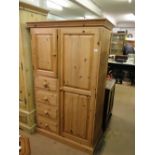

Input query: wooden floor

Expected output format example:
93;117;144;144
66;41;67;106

20;84;135;155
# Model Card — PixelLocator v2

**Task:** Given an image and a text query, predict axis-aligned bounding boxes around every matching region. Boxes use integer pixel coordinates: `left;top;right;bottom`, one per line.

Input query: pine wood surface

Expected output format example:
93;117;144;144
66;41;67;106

28;19;113;154
19;2;48;132
19;135;31;155
27;19;114;30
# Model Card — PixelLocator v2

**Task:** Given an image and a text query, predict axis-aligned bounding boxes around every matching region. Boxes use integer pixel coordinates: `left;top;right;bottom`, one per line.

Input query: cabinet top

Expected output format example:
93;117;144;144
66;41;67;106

27;19;114;30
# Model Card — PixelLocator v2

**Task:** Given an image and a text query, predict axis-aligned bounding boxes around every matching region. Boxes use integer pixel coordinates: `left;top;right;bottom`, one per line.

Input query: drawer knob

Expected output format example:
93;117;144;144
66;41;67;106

70;129;73;134
44;110;48;115
45;123;48;128
43;80;48;88
43;96;48;101
52;54;57;56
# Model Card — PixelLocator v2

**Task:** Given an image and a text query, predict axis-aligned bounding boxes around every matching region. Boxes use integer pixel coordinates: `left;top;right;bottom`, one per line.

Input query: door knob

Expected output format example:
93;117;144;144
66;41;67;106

43;96;48;101
44;110;48;115
52;54;57;56
45;123;48;128
43;80;48;88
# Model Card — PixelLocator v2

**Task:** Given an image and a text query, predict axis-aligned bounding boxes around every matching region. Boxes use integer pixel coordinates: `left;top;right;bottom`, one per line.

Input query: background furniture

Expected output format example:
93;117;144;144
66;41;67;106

19;2;48;133
102;79;116;130
108;60;135;85
110;32;126;55
19;135;31;155
27;19;113;154
124;39;135;48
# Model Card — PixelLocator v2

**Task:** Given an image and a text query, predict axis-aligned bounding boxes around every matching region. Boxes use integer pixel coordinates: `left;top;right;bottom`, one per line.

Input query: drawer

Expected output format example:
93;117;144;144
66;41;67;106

35;89;58;106
37;116;58;133
35;75;57;91
36;102;58;120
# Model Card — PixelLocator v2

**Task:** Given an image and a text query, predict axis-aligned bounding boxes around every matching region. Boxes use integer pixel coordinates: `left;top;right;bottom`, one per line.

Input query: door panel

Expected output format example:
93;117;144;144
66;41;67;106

63;92;89;140
37;35;53;71
60;28;99;91
31;28;57;77
64;35;93;89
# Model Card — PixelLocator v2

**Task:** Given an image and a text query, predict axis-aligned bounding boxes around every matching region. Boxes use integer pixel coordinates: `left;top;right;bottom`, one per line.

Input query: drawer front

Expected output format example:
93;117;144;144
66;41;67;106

37;116;58;133
36;102;58;120
35;75;57;91
35;89;57;106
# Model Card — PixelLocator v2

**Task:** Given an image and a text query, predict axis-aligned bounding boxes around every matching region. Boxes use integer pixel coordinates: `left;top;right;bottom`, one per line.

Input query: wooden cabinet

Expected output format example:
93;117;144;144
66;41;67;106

110;33;126;55
27;19;113;154
31;27;59;135
19;2;48;133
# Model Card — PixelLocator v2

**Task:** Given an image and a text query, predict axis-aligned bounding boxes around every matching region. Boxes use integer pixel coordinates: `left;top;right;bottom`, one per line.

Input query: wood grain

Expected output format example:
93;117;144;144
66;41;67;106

62;92;89;140
19;3;47;132
37;116;58;133
29;19;111;154
35;75;57;91
36;102;58;120
31;28;57;77
35;89;58;106
27;19;114;30
92;27;111;144
59;27;100;146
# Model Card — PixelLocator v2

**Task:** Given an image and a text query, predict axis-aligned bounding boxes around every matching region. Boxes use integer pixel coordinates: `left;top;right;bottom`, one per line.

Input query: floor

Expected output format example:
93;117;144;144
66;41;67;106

20;84;135;155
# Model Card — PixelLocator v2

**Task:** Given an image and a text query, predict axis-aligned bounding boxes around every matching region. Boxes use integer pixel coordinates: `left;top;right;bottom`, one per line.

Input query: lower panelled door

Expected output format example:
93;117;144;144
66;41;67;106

60;90;94;145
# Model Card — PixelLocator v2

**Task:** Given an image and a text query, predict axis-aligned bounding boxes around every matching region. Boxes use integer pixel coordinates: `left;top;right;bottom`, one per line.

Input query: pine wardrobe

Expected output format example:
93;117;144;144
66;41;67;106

27;19;113;154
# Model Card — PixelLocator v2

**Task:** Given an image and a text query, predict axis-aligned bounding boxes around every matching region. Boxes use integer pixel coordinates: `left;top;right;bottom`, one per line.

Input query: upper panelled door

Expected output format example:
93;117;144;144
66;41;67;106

59;28;100;144
31;28;57;77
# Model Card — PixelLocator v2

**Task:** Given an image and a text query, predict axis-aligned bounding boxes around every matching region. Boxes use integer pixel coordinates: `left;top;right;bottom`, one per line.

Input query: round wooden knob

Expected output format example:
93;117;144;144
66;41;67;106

45;123;48;128
44;110;48;115
70;129;73;134
43;96;48;101
43;80;48;88
52;54;57;56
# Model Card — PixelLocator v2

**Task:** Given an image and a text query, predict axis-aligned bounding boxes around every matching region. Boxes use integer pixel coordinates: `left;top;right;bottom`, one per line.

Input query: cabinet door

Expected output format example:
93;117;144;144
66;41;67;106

63;92;89;139
31;28;57;77
59;28;100;144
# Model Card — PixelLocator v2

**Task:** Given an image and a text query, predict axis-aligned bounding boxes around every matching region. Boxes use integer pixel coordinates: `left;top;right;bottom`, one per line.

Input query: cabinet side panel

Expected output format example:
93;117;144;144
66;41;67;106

93;28;111;144
19;8;47;111
19;7;47;132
